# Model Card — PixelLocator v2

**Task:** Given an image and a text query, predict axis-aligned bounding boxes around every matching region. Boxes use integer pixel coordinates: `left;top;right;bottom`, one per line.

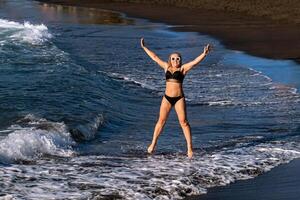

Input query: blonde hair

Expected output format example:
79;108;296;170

167;52;182;69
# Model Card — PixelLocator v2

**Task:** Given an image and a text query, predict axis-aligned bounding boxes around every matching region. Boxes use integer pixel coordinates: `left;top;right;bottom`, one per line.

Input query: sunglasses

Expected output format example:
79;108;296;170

171;57;181;61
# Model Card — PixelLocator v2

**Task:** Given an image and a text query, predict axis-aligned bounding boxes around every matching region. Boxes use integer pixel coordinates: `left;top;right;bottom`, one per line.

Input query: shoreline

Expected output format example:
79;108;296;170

35;1;300;63
187;158;300;200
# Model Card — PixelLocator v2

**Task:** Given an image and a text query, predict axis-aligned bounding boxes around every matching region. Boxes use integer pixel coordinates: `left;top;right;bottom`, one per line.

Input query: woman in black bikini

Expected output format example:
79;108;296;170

141;38;210;158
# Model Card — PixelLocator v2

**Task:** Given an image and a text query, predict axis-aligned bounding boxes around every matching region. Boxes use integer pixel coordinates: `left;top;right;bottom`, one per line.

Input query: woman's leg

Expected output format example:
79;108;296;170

174;98;193;158
148;96;172;154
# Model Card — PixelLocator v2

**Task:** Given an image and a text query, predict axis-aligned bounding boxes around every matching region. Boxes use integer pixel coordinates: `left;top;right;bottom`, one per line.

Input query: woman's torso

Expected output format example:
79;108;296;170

164;66;185;97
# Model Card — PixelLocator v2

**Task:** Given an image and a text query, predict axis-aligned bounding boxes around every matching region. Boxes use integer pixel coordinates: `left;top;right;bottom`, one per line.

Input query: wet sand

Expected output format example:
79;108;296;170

36;1;300;63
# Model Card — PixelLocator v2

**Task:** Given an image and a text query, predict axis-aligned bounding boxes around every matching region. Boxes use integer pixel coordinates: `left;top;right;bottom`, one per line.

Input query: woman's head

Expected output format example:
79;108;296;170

168;52;182;68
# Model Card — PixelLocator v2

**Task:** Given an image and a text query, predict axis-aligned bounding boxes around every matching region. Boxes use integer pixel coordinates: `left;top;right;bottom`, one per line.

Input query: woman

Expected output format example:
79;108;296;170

141;38;210;158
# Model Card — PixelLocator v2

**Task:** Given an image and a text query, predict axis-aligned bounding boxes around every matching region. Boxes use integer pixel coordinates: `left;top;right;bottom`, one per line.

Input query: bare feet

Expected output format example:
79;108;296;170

187;150;193;159
147;143;155;154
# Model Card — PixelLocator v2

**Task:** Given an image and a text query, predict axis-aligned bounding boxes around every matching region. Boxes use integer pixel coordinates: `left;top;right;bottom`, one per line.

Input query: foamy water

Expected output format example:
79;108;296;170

0;19;52;45
1;139;300;199
0;114;75;163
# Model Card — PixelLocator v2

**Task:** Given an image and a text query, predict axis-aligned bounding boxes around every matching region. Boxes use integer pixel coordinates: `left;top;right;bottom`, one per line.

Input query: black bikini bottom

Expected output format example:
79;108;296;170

164;94;184;106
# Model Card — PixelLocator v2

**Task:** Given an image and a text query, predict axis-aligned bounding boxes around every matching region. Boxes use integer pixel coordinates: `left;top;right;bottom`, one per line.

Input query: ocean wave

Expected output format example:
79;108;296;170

70;114;104;141
0;114;75;164
98;70;159;91
0;19;52;45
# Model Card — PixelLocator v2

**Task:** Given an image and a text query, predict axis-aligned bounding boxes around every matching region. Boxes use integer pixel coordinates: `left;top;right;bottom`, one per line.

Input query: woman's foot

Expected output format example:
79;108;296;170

187;150;193;159
147;143;155;154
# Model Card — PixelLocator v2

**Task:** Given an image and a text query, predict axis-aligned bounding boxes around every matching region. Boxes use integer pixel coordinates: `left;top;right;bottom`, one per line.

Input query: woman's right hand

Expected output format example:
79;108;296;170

141;37;145;48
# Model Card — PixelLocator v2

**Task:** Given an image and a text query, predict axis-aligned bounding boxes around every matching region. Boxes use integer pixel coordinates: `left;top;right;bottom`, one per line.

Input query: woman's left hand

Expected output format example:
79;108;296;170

203;44;211;55
141;38;145;48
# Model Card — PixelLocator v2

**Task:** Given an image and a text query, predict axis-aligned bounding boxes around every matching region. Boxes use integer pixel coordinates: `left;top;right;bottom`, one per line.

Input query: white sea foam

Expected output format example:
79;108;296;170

1;140;300;199
248;67;272;81
0;19;52;45
0;195;14;200
208;100;234;106
0;114;75;163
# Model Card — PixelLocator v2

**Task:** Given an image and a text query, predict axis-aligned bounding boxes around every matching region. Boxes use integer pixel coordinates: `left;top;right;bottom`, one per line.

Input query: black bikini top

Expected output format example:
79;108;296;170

165;67;184;83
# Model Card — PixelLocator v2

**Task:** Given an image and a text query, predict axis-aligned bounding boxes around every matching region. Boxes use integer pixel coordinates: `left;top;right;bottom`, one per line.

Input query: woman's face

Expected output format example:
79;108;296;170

170;54;181;68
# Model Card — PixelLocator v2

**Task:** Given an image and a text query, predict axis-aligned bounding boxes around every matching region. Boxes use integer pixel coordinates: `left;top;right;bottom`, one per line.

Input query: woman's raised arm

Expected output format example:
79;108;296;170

141;38;168;70
182;44;211;74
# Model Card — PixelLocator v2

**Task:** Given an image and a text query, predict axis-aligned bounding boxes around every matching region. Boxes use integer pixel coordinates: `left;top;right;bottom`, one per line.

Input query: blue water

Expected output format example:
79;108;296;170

0;1;300;199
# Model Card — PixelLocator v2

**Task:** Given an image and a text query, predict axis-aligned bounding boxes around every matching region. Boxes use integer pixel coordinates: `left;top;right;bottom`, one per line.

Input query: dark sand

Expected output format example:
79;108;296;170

36;1;300;63
35;1;300;199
